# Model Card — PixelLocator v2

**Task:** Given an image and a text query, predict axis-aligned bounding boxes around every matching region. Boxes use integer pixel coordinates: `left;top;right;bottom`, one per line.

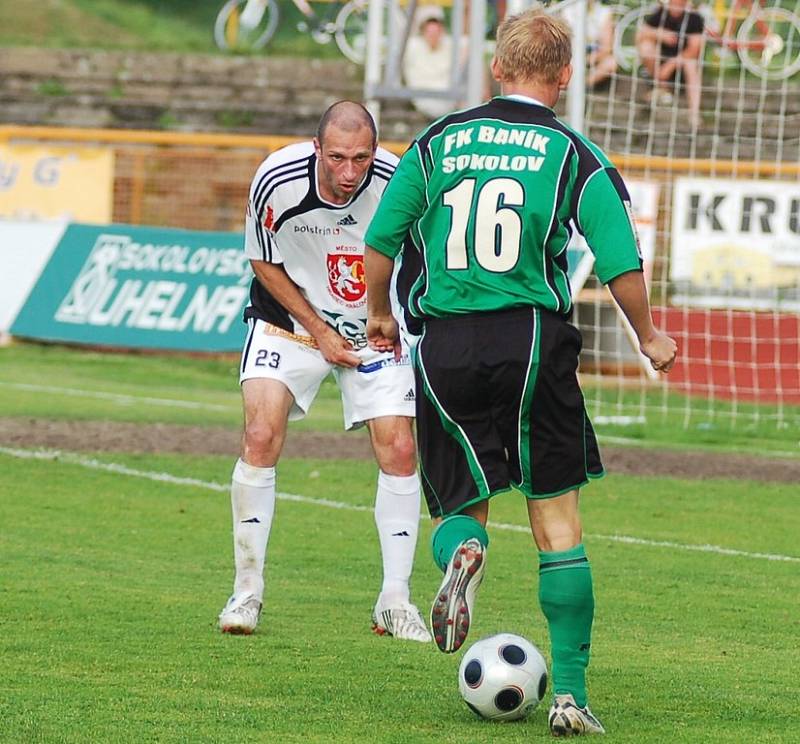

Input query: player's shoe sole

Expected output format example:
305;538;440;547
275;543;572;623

548;694;606;736
430;537;485;653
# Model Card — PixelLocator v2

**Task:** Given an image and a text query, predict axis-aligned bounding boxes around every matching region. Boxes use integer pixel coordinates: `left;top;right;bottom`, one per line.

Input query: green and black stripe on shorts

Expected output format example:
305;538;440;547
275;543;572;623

414;307;604;518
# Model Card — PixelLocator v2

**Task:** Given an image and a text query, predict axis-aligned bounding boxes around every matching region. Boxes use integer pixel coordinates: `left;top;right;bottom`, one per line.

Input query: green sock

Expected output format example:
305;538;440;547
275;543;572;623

538;543;594;709
430;515;489;572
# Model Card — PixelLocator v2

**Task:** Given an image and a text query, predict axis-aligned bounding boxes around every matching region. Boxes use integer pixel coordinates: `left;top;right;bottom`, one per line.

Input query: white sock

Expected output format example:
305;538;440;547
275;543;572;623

374;471;421;607
230;458;276;602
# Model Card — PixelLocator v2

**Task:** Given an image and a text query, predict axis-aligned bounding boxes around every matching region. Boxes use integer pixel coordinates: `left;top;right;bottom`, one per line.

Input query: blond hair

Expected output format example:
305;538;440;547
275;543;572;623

494;9;572;85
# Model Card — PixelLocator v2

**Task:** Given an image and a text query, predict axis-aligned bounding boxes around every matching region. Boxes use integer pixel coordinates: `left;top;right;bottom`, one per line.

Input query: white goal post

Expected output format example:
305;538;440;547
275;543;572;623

363;0;800;436
566;0;800;435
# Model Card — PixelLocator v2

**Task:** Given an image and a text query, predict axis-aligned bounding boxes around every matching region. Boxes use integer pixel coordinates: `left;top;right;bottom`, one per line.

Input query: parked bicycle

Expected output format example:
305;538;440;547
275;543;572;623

214;0;376;63
613;0;800;80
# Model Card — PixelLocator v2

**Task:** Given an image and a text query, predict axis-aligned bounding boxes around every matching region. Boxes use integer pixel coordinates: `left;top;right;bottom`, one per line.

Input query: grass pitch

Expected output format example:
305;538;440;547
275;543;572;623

1;342;799;742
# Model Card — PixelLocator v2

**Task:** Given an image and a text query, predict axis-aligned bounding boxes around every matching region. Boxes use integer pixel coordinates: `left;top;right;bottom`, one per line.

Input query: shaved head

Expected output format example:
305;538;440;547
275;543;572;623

317;100;377;146
313;101;377;204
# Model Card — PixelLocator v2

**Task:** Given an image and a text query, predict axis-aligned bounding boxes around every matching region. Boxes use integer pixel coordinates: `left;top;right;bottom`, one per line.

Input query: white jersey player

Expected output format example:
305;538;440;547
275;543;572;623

219;101;431;644
243;140;399;353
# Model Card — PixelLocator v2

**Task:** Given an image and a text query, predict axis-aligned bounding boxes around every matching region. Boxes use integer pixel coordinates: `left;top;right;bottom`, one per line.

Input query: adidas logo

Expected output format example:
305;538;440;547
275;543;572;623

403;388;415;402
391;530;410;537
336;214;357;226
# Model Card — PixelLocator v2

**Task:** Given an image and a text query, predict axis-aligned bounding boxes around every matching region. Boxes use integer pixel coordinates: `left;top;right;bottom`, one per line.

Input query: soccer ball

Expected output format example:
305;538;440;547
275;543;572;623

458;633;548;722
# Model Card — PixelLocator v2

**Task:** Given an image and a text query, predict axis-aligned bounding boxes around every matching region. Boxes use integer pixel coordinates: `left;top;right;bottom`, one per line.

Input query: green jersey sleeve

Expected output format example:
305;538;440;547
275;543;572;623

365;144;427;258
576;166;643;285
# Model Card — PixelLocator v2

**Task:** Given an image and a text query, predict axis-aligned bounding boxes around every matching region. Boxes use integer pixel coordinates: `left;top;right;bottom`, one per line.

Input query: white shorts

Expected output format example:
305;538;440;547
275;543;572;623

239;318;416;430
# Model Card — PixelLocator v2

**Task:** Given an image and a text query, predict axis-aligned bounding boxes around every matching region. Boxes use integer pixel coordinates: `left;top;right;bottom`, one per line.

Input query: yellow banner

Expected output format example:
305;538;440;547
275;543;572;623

0;144;114;222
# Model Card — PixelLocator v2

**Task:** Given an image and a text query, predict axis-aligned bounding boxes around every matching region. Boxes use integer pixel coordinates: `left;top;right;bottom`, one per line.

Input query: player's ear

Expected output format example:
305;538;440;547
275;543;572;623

313;136;322;157
558;63;572;90
490;56;504;83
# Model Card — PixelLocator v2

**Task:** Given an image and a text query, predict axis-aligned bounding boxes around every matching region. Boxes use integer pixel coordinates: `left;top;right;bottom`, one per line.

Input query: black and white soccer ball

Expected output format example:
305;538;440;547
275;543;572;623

458;633;548;722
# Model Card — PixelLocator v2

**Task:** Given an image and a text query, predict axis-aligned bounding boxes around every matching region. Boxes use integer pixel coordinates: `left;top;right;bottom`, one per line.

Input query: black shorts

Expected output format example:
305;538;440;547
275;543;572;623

414;307;604;518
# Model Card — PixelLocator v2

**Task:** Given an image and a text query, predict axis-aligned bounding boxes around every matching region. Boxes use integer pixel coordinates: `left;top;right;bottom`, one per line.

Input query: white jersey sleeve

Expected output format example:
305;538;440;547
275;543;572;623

244;142;314;263
244;197;283;264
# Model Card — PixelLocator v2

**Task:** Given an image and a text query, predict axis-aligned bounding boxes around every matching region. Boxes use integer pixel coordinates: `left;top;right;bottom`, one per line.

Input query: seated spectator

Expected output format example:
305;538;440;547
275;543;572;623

636;0;704;129
560;0;619;88
403;5;457;120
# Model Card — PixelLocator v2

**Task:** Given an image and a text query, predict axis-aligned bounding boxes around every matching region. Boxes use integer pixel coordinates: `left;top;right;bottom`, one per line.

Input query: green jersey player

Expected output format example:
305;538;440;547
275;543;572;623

365;10;677;737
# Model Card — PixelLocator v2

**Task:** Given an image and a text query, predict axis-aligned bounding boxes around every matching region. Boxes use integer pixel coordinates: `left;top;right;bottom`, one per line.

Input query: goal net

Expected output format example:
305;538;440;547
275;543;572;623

560;0;800;441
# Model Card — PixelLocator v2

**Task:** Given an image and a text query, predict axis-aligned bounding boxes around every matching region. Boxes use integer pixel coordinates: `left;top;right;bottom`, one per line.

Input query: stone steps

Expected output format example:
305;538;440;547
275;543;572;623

0;47;431;139
1;47;797;156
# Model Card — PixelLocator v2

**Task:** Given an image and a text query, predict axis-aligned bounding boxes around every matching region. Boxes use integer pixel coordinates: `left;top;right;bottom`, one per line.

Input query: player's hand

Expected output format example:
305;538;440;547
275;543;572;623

316;326;360;368
640;331;678;373
661;29;679;46
367;314;401;360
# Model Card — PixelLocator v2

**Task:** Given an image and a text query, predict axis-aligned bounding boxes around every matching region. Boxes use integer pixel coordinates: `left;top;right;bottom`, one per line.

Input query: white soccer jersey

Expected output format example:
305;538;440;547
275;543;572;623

243;141;398;349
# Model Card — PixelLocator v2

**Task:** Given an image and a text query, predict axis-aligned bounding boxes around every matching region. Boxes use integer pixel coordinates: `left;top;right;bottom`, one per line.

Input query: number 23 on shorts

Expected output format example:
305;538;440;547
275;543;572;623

254;349;281;368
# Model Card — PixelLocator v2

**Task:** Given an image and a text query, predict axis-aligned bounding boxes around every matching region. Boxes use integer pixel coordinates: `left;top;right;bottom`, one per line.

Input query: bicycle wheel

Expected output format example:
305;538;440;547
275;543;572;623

613;7;649;72
737;7;800;80
214;0;280;52
334;0;401;65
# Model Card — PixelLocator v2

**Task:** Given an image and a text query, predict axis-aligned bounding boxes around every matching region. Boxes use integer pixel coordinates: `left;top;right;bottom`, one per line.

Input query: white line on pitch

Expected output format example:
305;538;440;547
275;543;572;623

2;446;798;564
0;381;236;412
483;520;800;563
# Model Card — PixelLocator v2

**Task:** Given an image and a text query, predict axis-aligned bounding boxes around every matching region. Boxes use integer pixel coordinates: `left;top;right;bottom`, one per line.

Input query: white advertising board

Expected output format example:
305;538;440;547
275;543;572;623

0;220;66;332
671;176;800;310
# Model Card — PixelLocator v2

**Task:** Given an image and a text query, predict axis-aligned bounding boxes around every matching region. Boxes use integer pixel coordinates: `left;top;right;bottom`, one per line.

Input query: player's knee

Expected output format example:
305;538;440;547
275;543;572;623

375;429;416;474
535;522;582;553
243;419;282;462
391;430;417;471
530;500;582;552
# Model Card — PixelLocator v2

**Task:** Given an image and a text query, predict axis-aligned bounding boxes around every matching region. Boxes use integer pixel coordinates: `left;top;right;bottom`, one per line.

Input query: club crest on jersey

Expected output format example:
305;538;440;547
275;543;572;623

263;205;275;231
327;253;366;305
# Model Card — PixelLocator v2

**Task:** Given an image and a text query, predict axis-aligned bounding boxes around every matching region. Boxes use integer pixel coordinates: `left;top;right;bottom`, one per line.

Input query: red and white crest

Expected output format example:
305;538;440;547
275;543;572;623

327;253;365;304
263;205;275;231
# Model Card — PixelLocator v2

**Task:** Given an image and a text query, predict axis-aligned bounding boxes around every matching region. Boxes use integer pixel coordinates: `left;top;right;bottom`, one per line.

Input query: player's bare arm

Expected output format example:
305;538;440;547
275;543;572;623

636;23;672;48
608;270;678;372
364;246;400;357
681;32;703;61
250;259;360;367
660;28;679;46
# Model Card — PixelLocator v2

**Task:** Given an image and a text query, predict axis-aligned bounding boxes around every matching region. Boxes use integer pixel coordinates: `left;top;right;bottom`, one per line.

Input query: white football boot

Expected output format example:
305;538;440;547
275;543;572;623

218;593;262;635
548;694;606;736
371;600;432;643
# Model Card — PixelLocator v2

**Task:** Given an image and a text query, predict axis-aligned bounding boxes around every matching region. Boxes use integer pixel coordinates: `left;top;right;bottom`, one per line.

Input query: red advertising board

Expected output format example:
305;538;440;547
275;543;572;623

652;307;800;403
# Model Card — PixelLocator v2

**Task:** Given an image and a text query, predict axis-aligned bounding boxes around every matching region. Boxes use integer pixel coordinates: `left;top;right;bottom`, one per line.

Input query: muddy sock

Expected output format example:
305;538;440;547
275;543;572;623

231;458;276;601
374;471;421;606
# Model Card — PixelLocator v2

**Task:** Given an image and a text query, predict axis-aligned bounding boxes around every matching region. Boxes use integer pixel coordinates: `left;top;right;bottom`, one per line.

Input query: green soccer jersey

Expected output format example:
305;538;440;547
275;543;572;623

365;96;643;319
